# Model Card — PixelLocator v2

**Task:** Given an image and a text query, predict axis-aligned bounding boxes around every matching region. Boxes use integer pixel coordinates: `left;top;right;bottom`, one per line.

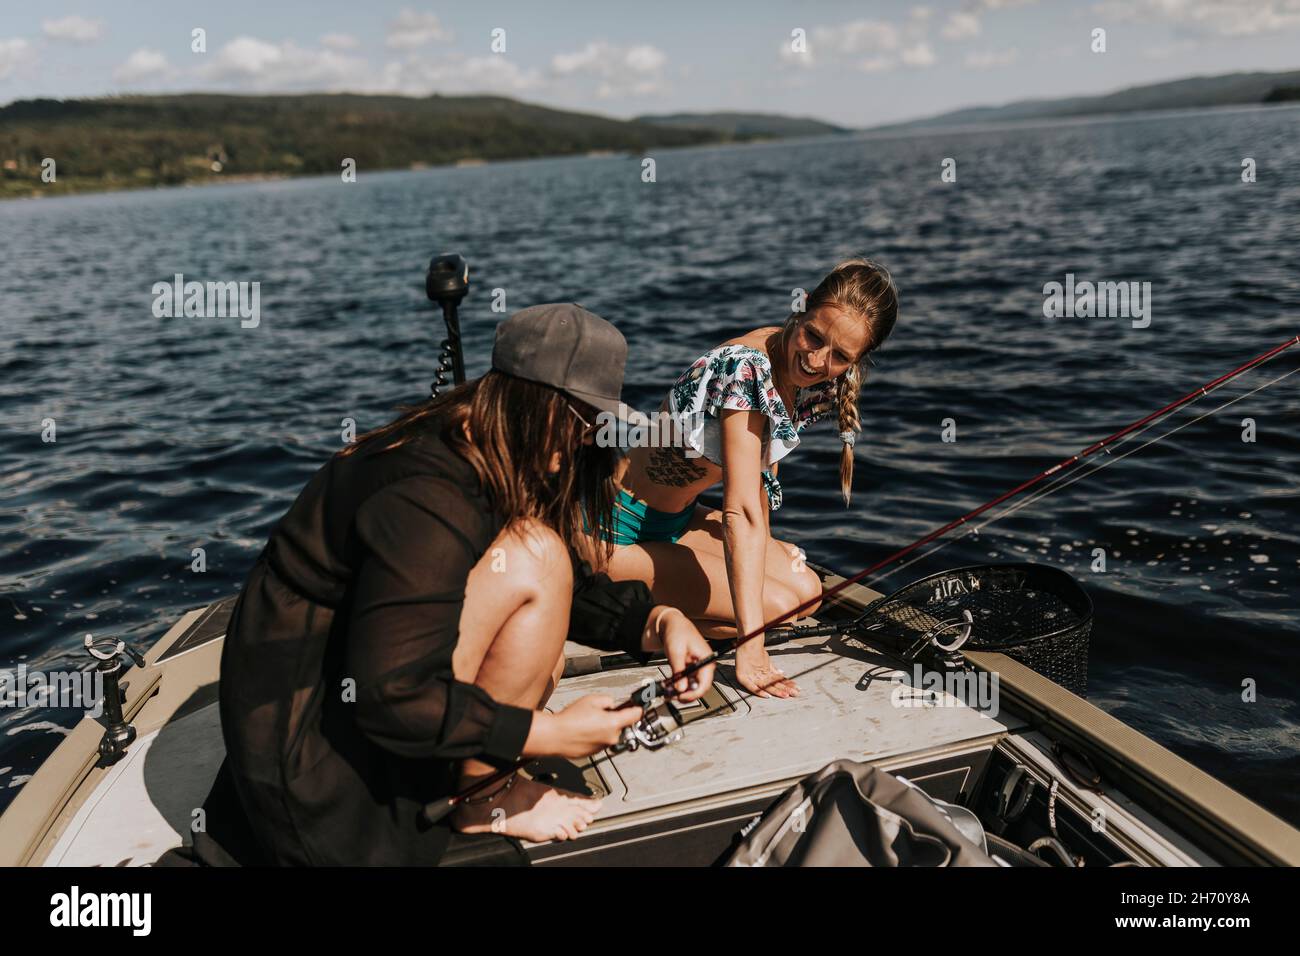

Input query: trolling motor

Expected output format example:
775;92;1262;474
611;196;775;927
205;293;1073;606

426;253;469;397
84;634;146;765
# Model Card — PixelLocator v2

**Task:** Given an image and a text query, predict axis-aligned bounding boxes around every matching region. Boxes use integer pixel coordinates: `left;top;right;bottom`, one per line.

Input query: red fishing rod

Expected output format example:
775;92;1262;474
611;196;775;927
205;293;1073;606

424;333;1300;823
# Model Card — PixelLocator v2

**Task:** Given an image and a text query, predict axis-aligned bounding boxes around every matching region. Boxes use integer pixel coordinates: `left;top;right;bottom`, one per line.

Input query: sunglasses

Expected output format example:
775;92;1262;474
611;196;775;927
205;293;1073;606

566;402;598;437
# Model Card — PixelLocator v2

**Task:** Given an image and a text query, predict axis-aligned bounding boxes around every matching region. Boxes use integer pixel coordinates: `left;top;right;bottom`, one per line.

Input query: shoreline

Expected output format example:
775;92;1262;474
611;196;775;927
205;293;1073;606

0;170;293;203
0;138;770;204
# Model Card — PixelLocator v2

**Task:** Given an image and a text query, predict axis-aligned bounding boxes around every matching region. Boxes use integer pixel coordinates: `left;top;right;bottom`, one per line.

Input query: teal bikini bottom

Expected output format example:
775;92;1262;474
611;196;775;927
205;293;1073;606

601;489;696;546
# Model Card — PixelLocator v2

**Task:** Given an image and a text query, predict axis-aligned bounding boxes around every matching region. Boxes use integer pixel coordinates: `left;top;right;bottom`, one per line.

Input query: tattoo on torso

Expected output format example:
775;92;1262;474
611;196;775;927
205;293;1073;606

645;445;709;487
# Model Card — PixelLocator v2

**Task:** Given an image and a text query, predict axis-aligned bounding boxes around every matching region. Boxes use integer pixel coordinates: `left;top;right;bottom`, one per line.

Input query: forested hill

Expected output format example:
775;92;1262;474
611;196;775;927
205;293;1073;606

634;111;847;138
0;92;751;198
874;68;1300;131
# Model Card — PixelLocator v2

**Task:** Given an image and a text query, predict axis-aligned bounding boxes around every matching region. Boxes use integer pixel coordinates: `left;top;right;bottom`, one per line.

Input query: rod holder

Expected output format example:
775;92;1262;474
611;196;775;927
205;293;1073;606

85;635;145;765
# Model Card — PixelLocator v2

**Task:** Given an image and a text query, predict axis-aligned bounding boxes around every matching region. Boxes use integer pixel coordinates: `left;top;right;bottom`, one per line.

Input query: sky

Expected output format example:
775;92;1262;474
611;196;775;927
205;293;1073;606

2;1;1300;126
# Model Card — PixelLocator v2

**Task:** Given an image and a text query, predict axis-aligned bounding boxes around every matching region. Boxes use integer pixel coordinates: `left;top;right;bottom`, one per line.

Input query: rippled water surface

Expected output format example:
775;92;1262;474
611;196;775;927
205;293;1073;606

2;105;1298;822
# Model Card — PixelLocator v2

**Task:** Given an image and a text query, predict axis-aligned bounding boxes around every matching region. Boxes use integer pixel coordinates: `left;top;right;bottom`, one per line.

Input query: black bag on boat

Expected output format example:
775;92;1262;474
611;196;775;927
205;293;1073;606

723;760;998;867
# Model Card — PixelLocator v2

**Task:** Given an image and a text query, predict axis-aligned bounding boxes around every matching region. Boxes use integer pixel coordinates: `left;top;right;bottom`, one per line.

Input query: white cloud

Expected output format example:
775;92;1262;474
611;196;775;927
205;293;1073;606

818;20;904;56
386;9;452;49
550;41;669;98
782;1;1034;73
964;48;1019;68
0;38;33;80
208;37;282;77
1092;0;1300;36
943;12;983;39
942;0;1040;42
901;42;937;66
778;41;815;69
199;37;371;91
857;57;895;73
114;48;171;83
42;15;104;43
377;54;542;95
786;16;938;73
321;33;360;51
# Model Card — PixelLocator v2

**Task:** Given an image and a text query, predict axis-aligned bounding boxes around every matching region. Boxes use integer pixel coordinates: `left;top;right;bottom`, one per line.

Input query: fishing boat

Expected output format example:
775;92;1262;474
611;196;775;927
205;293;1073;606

4;256;1297;868
2;560;1298;867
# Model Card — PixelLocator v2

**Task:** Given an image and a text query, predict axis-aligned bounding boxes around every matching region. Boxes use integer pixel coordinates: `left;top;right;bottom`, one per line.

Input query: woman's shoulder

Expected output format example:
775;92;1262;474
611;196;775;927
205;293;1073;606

675;342;769;387
670;334;784;416
690;329;781;371
719;327;782;353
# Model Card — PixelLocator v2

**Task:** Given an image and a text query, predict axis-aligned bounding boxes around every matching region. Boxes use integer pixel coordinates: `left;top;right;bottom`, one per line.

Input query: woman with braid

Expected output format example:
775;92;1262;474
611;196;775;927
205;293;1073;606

601;259;899;697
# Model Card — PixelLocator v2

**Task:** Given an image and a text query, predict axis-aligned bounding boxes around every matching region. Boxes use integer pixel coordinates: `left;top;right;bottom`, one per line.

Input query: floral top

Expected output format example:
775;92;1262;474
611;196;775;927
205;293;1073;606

666;344;836;510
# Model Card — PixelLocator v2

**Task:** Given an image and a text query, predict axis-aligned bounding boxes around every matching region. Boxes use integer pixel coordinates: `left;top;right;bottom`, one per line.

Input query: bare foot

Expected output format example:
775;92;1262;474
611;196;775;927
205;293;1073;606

451;774;602;842
734;646;800;699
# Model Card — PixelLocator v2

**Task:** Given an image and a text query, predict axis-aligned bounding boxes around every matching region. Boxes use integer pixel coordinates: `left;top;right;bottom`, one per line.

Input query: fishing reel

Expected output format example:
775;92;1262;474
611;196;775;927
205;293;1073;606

614;699;685;753
610;680;686;754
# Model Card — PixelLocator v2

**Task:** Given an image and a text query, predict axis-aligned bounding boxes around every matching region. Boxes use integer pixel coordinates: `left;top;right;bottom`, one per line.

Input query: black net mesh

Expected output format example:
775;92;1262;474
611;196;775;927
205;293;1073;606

860;564;1093;697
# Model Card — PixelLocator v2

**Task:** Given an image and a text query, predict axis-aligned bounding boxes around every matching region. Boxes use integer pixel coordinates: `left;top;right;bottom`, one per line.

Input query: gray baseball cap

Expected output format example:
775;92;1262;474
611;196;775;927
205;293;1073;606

492;303;637;421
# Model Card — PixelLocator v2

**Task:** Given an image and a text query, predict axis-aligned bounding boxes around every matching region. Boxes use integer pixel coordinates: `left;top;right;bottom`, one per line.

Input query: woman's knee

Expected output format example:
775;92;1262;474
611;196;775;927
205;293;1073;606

458;519;573;678
489;518;573;597
457;520;574;690
762;581;802;626
788;566;822;616
770;542;823;617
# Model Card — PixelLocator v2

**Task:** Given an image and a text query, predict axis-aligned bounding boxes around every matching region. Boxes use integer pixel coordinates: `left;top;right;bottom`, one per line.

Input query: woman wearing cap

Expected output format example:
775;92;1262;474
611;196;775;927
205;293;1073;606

603;259;899;699
198;304;714;866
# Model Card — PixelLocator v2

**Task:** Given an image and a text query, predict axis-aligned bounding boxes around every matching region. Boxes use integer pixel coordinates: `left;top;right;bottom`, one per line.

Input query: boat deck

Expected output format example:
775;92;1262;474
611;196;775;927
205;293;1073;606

5;569;1298;867
30;569;1006;867
546;631;1015;810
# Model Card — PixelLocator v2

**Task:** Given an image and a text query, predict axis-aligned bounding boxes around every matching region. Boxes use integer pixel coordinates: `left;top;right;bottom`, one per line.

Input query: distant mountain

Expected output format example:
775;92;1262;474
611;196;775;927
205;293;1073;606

634;111;848;139
0;93;744;199
876;69;1300;131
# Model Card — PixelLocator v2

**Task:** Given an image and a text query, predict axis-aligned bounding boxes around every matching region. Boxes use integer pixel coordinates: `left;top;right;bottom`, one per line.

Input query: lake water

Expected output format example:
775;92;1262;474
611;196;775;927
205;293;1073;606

2;104;1298;822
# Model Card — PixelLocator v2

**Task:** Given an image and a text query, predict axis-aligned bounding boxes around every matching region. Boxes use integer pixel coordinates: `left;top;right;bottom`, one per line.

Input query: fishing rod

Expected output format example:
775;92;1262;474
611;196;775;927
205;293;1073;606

866;355;1300;588
663;332;1300;681
423;332;1300;824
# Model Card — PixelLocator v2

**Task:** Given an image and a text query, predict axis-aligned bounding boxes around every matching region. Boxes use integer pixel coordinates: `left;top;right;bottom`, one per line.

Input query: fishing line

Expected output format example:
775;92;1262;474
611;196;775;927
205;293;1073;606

976;361;1300;532
868;359;1300;587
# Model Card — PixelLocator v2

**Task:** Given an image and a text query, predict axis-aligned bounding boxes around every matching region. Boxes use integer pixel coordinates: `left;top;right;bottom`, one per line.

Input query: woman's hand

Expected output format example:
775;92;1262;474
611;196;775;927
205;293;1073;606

650;606;715;702
734;641;800;699
525;695;643;759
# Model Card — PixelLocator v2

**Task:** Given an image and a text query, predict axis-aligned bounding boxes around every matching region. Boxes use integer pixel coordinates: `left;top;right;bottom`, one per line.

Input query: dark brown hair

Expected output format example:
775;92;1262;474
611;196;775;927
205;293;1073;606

338;371;617;568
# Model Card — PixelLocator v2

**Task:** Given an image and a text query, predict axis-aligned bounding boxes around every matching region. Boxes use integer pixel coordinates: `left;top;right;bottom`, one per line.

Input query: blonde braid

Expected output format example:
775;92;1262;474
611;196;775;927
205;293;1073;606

837;364;863;507
800;256;897;507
